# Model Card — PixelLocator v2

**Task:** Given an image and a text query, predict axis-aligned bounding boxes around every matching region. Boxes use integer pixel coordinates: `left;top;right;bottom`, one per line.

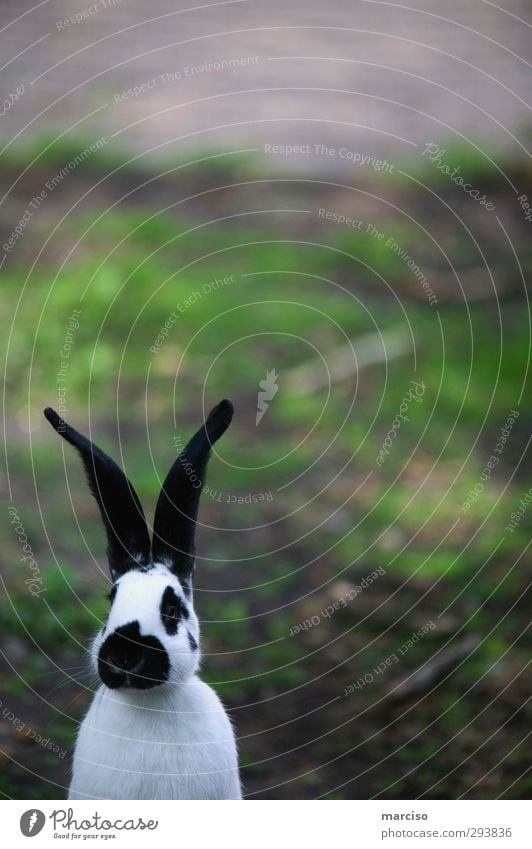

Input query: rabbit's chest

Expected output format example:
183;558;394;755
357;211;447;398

68;683;240;800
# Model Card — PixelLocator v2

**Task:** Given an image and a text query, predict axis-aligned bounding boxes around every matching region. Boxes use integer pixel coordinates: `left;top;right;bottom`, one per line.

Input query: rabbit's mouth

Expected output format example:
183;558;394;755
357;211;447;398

98;622;170;690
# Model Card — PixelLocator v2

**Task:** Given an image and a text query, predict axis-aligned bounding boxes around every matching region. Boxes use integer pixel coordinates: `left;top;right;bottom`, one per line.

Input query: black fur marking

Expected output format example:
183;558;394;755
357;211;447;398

43;407;151;580
188;631;198;651
98;621;169;690
160;586;186;635
152;400;233;587
107;585;117;605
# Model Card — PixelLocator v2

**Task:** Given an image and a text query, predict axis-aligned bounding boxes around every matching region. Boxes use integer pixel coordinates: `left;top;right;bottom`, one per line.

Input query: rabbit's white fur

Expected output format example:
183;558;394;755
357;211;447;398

69;564;242;800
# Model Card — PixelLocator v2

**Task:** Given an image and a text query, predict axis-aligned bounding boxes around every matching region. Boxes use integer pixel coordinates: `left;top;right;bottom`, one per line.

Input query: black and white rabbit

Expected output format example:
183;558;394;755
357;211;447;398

44;400;242;800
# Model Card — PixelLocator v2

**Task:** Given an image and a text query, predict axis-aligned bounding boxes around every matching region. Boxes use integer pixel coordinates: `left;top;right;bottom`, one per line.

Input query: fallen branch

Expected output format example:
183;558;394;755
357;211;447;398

385;633;481;703
284;326;413;397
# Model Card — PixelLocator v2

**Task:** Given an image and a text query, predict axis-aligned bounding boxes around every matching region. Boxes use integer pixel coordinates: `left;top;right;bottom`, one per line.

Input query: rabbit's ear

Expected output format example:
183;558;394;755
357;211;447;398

152;400;233;590
44;408;151;581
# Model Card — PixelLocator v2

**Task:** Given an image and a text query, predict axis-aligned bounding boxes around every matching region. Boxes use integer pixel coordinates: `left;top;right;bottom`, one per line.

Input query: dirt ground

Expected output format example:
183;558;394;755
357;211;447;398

1;154;531;799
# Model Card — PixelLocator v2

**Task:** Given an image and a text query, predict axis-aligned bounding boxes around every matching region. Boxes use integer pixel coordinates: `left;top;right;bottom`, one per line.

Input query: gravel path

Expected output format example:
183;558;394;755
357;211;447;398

1;0;531;171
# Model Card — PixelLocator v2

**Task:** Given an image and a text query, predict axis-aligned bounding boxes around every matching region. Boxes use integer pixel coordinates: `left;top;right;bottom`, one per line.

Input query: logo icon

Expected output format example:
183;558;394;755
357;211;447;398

20;809;46;837
256;369;279;425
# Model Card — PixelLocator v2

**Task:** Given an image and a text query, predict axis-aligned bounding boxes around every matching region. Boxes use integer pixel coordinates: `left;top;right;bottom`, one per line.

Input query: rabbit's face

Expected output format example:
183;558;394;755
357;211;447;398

92;564;200;690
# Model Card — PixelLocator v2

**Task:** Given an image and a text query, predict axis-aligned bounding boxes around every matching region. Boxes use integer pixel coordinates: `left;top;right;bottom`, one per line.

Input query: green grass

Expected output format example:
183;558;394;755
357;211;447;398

3;132;525;187
4;196;530;594
3;564;107;658
0;133;261;182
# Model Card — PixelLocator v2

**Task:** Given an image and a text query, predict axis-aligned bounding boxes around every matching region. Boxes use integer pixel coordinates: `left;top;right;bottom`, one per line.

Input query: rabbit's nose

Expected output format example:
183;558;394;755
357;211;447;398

98;622;169;689
108;647;144;672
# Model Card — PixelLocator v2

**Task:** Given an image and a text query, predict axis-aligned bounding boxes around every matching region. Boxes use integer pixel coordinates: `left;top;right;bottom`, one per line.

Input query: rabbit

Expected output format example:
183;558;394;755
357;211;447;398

43;400;242;800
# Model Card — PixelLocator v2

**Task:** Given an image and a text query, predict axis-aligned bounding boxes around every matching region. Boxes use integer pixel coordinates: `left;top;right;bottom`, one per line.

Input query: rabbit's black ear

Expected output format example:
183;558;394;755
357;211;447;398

152;400;233;591
44;408;151;581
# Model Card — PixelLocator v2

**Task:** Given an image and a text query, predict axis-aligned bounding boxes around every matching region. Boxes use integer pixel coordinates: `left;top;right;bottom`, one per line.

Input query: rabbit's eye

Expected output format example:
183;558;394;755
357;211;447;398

160;585;188;635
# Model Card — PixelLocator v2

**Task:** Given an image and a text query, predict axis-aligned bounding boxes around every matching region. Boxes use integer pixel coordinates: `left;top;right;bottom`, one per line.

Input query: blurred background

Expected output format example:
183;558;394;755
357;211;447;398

1;0;531;800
